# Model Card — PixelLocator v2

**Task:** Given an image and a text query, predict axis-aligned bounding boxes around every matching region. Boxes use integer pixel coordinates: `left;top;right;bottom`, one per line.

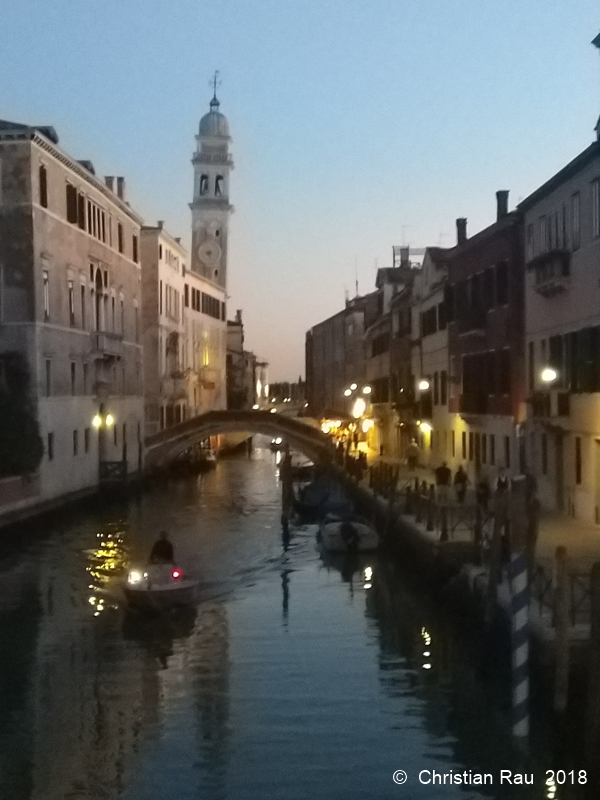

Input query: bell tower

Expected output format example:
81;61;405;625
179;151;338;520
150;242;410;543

190;75;233;289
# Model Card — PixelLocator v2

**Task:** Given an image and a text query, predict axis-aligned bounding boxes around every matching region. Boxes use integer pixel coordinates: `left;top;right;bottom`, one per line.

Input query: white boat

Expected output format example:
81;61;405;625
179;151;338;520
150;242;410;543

318;515;379;553
123;563;198;610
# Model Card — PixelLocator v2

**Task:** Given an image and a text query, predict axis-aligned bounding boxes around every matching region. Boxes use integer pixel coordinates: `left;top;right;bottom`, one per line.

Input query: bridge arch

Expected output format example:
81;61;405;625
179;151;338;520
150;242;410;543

144;410;334;468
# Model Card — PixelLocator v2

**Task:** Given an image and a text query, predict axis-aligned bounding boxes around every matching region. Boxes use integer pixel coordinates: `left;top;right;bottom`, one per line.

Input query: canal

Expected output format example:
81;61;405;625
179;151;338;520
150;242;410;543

0;442;592;799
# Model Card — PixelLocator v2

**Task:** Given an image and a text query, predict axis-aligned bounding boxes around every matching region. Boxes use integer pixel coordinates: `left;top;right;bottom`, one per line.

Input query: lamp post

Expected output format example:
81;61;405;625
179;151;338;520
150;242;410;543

343;383;373;451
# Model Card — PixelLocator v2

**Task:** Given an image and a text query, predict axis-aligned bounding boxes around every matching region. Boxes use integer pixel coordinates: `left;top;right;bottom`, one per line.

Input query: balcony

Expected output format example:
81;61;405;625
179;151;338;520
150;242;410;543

528;249;571;297
459;392;489;415
162;371;188;400
91;331;123;359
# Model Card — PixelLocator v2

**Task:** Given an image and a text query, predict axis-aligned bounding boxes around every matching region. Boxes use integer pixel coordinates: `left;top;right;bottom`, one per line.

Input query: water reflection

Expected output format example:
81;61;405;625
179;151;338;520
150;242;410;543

85;522;129;616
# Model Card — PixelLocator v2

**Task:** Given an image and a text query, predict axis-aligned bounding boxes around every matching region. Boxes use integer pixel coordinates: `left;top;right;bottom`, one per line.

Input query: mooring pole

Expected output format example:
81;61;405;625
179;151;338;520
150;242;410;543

585;562;600;769
509;476;530;739
553;545;570;713
280;444;293;530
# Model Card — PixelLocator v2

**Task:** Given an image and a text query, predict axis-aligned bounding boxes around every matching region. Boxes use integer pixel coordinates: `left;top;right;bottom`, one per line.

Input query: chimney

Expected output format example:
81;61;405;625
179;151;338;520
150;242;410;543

116;176;125;200
175;237;181;244
496;190;509;221
235;309;242;324
456;217;467;245
105;176;114;192
157;220;164;229
400;246;410;267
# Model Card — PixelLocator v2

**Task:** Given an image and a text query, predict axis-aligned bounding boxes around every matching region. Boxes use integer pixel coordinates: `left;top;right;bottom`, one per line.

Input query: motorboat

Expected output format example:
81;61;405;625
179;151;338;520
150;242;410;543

123;563;198;611
270;436;284;451
318;514;379;553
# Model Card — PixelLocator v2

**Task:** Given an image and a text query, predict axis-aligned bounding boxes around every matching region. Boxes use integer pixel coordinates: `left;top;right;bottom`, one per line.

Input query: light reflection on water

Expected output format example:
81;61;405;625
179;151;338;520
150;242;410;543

0;444;591;799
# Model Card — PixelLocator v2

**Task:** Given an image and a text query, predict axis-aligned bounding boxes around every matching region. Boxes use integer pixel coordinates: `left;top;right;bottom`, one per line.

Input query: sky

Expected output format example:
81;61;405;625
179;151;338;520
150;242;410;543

2;0;598;379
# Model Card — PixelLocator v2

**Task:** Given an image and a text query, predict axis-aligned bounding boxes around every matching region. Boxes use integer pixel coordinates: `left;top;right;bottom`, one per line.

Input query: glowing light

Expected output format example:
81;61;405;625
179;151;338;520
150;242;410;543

419;422;432;434
274;437;283;444
423;651;431;657
364;567;373;581
252;404;259;409
321;422;332;433
362;418;374;433
128;570;142;584
418;379;430;392
350;383;357;391
92;414;102;429
256;380;262;398
270;408;277;414
304;402;308;407
264;384;269;398
352;397;366;419
105;413;115;427
541;367;557;384
171;569;181;579
363;583;372;589
344;388;352;397
422;663;432;670
362;385;372;394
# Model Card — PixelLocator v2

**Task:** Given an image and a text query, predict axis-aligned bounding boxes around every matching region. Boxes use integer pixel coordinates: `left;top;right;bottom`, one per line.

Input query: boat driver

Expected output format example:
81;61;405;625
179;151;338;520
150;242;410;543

149;531;175;564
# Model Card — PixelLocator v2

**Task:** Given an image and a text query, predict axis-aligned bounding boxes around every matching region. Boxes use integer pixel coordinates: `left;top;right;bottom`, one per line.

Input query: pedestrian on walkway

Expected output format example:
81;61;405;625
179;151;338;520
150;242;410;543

435;461;451;505
495;468;510;495
453;464;469;504
407;438;419;471
476;472;491;511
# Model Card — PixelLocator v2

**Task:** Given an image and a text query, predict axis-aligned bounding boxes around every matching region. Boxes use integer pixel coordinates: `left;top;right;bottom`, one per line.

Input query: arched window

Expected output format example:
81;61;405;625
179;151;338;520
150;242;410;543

199;174;209;196
215;175;223;197
94;268;103;331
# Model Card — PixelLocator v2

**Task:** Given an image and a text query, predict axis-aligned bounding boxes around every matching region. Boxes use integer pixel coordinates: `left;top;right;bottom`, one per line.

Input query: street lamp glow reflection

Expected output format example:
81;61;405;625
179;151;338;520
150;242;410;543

541;367;557;384
352;398;366;419
418;379;430;392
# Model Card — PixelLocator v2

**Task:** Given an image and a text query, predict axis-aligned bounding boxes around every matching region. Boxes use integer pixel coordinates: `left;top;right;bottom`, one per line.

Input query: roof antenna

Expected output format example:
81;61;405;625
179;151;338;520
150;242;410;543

354;257;359;297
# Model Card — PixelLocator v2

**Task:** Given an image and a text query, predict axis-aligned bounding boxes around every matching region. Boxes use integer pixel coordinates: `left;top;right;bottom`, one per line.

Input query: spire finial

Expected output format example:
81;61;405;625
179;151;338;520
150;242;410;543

209;70;221;109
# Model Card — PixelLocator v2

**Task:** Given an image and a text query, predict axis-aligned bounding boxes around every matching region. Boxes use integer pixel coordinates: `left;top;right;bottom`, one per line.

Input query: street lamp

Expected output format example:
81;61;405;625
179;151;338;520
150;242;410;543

252;404;259;410
419;421;433;434
541;367;557;384
344;388;352;397
352;397;366;419
350;383;357;391
418;379;430;392
362;385;372;395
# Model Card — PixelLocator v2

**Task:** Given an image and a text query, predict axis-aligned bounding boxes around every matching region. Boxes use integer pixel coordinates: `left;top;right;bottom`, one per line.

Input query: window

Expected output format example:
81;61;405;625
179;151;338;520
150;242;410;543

159;244;163;259
184;284;189;307
462;431;467;460
575;437;582;484
122;422;127;448
47;432;54;461
73;429;78;456
495;261;508;304
70;362;76;395
541;433;548;475
215;175;223;196
111;296;115;331
539;216;547;252
592;180;600;239
120;298;124;334
80;284;86;329
528;341;535;393
504;435;511;469
437;301;447;330
451;430;455;458
43;270;50;321
66;183;78;222
561;203;568;249
159;280;163;315
114;425;118;446
433;372;439;405
134;305;139;342
490;434;495;466
498;349;511;394
132;235;138;263
84;427;90;453
83;363;88;394
482;434;487;464
200;174;209;195
483;268;495;310
68;280;75;326
45;359;52;397
440;370;447;405
118;222;124;253
468;432;474;461
77;193;85;230
571;193;581;250
526;223;534;261
39;165;48;208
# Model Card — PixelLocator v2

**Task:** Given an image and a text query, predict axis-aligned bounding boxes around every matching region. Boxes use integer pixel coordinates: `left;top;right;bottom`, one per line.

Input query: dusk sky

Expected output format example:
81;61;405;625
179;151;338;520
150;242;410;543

2;0;598;379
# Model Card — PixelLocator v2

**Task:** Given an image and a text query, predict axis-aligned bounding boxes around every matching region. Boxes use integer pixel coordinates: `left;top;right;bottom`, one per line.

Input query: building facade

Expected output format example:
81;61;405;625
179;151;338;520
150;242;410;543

0;119;144;516
520;136;600;523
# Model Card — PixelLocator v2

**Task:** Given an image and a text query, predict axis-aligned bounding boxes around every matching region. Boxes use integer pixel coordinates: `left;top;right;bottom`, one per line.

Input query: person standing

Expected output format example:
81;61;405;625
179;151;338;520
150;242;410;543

453;465;469;504
435;461;451;505
407;438;419;471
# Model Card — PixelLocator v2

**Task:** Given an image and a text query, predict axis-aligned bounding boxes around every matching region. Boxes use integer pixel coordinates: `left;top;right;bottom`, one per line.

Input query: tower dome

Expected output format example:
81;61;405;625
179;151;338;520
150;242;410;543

199;95;229;138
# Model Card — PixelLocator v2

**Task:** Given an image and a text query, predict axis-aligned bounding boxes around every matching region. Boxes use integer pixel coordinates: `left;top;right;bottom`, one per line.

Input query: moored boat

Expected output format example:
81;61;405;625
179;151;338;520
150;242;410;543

318;515;379;553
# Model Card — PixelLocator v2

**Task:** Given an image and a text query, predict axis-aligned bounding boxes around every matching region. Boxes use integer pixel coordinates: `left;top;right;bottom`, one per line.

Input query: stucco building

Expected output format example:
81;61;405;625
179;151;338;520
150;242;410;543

0;119;144;516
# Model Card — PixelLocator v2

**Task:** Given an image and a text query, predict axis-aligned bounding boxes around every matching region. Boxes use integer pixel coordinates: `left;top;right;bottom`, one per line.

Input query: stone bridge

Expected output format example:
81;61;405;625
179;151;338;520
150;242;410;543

144;410;334;467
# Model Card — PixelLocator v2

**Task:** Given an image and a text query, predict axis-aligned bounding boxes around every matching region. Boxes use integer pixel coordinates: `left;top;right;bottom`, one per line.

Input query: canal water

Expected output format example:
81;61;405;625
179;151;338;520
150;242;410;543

0;442;591;800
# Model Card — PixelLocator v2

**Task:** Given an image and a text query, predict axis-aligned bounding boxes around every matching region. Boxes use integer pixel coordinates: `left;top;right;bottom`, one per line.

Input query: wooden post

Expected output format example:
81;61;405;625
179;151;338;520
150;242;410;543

415;481;423;523
386;473;398;539
486;489;507;625
509;476;530;740
553;545;570;713
585;562;600;767
440;503;448;543
405;484;413;515
280;445;293;531
426;484;435;532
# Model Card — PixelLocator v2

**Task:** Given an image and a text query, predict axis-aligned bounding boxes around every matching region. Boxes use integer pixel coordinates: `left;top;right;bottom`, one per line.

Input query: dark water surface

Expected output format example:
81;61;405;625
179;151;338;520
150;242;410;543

0;445;590;799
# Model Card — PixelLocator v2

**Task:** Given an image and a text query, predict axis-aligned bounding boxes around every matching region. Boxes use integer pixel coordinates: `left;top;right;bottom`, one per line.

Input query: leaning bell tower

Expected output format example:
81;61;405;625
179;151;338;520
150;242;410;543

190;77;234;289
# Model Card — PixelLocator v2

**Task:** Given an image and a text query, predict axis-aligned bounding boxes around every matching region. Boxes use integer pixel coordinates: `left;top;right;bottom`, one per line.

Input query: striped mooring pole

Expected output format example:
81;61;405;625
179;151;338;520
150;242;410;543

510;550;530;738
509;475;530;739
